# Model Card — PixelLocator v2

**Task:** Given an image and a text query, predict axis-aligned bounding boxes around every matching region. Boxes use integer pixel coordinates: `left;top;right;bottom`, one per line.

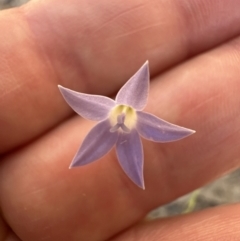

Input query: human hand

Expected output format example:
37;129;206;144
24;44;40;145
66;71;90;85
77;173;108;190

1;0;240;240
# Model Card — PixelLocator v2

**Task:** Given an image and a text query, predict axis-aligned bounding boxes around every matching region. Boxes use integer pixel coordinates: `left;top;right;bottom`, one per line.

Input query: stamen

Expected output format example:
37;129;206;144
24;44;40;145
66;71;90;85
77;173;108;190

109;104;137;131
110;124;120;133
110;113;131;133
121;124;130;133
117;113;125;124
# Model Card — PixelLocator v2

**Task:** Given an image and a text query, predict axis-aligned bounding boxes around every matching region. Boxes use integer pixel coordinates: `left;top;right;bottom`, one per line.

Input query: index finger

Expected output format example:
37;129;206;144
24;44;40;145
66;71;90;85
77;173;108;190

1;0;240;152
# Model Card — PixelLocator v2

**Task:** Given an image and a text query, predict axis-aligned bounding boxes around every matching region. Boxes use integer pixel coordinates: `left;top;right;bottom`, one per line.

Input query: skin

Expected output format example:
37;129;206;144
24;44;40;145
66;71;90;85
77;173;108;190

1;0;240;240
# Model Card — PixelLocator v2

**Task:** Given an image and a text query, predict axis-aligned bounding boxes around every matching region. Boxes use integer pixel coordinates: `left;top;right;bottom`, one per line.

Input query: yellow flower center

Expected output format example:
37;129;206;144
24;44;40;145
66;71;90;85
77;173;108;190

109;105;137;131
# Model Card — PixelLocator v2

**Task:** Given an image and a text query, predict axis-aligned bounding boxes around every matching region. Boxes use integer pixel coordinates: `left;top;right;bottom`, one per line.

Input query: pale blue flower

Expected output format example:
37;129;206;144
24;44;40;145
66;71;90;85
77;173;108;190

58;61;195;189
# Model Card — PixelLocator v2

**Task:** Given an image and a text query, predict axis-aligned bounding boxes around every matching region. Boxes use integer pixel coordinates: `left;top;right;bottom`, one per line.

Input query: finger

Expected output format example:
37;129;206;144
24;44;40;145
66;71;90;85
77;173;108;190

0;215;20;241
0;215;9;241
1;33;240;240
111;204;240;241
1;0;240;153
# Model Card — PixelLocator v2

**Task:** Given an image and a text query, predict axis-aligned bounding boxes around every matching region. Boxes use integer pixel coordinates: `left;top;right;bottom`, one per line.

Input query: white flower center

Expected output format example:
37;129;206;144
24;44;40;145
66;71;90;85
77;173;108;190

109;105;137;132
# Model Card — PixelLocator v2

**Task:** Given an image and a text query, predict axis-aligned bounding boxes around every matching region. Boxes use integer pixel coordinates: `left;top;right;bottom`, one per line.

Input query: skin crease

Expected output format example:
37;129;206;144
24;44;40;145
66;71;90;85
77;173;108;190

1;0;240;240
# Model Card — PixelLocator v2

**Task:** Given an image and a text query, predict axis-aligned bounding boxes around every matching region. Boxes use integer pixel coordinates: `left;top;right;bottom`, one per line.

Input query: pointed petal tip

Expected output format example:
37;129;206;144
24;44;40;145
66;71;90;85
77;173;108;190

137;177;145;189
144;60;149;65
69;158;80;169
179;127;196;138
127;178;145;189
180;128;196;139
189;129;196;134
141;60;149;70
139;183;145;190
58;85;65;93
132;180;145;189
69;163;75;169
69;161;84;169
69;161;83;169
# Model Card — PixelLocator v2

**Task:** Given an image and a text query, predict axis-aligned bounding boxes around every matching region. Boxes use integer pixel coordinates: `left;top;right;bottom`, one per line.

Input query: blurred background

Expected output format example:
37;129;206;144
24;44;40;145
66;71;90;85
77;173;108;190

1;0;240;219
0;0;28;9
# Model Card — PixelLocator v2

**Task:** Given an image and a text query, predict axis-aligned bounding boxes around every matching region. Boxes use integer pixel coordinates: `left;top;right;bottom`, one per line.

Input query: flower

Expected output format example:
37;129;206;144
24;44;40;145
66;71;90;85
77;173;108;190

58;61;195;189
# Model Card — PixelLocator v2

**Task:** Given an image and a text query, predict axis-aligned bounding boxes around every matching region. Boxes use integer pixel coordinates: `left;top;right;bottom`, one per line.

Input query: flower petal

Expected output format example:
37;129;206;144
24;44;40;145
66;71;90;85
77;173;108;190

70;120;118;167
58;85;116;121
137;111;195;142
116;61;149;110
116;130;144;189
